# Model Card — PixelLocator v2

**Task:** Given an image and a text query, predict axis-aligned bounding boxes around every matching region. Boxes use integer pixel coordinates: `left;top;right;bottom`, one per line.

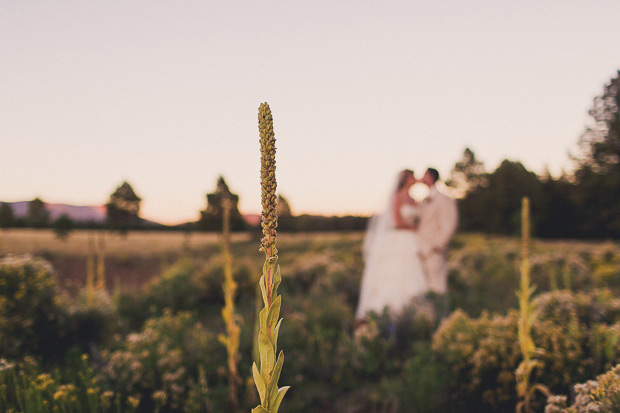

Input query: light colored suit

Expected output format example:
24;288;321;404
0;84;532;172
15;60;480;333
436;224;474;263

417;186;458;294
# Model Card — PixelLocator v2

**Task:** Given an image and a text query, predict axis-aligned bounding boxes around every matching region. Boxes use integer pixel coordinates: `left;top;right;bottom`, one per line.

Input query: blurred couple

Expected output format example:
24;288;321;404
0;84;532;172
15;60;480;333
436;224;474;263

355;168;458;323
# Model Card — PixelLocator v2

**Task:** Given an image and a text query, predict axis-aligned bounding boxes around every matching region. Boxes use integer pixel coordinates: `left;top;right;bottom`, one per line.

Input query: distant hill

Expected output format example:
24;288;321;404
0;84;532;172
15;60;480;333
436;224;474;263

243;214;261;227
5;201;107;223
2;201;364;230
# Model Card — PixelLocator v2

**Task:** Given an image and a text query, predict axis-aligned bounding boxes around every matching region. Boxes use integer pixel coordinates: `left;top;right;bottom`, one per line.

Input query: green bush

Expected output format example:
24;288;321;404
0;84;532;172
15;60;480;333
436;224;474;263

432;308;520;412
65;290;117;351
432;289;620;412
102;310;220;411
546;363;620;412
117;258;256;331
0;255;68;361
533;289;620;393
448;251;520;316
0;355;137;413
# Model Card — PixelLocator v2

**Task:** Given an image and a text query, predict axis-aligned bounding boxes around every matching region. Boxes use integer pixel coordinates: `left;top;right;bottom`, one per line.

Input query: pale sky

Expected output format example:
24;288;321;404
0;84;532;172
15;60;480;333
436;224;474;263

1;0;619;224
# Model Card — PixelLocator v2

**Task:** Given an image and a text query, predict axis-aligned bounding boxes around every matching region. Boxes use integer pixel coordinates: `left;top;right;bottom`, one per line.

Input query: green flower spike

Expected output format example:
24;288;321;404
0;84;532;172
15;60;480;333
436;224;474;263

252;102;289;413
516;197;549;413
219;194;241;409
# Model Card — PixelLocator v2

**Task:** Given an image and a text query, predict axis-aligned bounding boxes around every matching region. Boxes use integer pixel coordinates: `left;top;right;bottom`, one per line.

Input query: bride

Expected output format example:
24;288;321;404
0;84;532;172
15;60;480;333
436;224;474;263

355;169;428;321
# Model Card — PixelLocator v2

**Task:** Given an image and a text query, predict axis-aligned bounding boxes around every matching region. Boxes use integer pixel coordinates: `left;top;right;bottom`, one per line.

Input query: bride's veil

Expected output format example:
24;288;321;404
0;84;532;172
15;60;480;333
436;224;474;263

362;171;404;261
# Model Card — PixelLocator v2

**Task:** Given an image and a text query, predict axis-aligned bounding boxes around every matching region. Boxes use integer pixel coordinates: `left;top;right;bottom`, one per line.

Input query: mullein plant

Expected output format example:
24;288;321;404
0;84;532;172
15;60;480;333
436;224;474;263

96;231;106;291
252;103;289;413
218;194;241;410
515;197;549;413
86;234;96;304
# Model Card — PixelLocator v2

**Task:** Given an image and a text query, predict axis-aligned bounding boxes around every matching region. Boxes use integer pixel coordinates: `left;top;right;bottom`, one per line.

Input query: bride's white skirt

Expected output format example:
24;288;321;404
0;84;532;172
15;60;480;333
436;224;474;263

356;229;427;319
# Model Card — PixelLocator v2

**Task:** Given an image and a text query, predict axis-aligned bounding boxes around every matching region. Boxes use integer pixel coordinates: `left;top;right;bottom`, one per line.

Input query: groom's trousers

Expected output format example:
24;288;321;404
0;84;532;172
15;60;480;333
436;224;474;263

420;250;448;294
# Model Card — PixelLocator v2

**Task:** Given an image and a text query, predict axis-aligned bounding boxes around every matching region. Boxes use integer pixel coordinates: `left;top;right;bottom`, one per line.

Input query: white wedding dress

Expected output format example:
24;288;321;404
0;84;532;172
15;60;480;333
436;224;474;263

356;201;428;320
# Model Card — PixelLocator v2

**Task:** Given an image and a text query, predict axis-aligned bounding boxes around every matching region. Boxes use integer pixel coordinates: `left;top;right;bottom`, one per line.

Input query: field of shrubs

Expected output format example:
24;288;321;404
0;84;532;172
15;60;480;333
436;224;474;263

1;230;620;412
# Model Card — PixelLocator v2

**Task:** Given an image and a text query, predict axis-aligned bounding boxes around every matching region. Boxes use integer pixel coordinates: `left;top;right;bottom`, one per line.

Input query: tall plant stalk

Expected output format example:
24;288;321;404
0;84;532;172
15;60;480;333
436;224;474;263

86;234;95;304
96;231;106;291
516;197;548;412
252;102;289;413
218;195;241;410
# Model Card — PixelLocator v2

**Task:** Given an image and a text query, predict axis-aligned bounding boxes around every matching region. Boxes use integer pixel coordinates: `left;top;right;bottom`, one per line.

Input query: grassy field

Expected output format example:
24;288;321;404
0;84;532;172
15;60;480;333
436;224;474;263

0;229;253;293
2;229;620;412
1;228;617;293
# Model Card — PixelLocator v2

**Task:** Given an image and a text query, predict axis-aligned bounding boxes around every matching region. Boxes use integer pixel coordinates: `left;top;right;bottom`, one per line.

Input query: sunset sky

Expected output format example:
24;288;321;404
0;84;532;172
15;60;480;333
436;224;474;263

1;1;619;224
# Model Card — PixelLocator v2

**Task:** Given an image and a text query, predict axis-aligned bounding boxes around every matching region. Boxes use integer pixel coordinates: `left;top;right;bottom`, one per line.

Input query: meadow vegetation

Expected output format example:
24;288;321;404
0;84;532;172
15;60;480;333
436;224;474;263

1;229;620;411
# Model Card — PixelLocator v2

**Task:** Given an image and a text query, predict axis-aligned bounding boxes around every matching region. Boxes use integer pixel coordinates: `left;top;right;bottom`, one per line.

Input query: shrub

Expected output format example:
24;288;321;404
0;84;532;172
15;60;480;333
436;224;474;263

65;289;117;351
545;364;620;412
0;355;137;413
433;309;521;412
102;310;221;411
533;289;620;393
448;251;520;316
117;257;256;331
433;289;620;412
0;255;68;361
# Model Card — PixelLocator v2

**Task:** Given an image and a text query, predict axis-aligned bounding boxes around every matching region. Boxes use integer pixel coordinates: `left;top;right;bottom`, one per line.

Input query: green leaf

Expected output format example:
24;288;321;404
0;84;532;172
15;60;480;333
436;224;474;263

259;307;268;334
273;319;283;353
252;406;270;413
259;275;268;306
267;295;281;331
271;386;290;413
252;362;266;405
273;264;281;293
259;330;275;377
267;351;285;402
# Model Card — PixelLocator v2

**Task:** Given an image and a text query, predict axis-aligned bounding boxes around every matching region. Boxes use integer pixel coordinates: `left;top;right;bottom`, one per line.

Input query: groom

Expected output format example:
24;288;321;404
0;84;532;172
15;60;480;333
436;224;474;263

416;168;458;295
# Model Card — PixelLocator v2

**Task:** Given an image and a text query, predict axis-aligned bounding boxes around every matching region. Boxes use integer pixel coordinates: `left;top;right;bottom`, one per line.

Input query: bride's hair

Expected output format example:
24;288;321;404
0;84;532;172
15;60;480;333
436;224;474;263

397;169;414;190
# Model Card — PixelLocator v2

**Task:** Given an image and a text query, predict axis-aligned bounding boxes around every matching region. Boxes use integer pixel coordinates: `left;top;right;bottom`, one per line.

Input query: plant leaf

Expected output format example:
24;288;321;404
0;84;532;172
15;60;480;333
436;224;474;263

273;264;281;293
267;351;285;404
252;362;266;405
259;307;268;334
259;275;268;306
271;386;290;413
267;295;281;331
259;330;275;377
273;319;283;353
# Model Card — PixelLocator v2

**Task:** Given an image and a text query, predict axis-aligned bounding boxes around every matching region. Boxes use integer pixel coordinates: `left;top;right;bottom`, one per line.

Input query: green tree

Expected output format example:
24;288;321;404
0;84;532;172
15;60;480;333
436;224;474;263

0;203;14;229
446;147;487;197
199;177;245;231
106;181;142;232
276;194;292;217
276;194;295;232
573;70;620;238
53;214;73;240
459;160;543;235
537;173;579;239
26;197;50;228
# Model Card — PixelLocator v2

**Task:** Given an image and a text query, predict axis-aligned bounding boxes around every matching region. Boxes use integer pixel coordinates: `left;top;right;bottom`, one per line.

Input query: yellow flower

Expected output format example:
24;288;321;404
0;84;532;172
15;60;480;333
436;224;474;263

128;395;140;408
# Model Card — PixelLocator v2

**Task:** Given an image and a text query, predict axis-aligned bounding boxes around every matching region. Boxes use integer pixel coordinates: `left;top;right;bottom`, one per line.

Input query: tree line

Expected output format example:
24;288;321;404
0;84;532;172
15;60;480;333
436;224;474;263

0;177;369;235
451;70;620;239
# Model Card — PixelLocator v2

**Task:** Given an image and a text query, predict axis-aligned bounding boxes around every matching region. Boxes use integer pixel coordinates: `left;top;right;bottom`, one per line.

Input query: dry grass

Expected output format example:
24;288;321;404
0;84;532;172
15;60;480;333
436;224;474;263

1;229;617;296
0;229;253;257
0;229;253;293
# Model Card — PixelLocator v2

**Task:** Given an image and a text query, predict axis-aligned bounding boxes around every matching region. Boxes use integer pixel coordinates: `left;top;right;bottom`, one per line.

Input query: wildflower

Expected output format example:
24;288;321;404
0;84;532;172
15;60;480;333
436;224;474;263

127;395;140;408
